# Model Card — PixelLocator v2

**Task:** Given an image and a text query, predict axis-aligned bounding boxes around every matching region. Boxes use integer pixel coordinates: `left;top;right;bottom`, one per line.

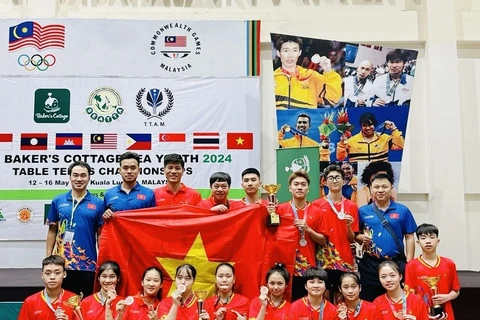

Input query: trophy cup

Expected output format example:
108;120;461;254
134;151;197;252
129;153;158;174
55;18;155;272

262;184;281;227
423;276;444;317
194;290;208;315
65;293;85;320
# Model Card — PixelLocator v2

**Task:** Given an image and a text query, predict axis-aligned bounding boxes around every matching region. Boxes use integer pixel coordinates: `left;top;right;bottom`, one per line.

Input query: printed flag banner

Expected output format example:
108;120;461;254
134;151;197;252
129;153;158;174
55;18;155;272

276;147;320;203
0;77;260;240
98;204;298;300
1;19;260;77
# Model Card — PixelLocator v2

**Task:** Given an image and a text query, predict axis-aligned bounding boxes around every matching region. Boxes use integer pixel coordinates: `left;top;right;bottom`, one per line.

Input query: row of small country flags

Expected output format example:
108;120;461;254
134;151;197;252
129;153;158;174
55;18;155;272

0;132;254;151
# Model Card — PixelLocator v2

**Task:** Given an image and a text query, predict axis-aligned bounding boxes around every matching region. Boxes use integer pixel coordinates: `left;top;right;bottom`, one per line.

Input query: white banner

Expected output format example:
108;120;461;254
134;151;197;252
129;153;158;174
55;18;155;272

0;19;260;77
0;77;260;240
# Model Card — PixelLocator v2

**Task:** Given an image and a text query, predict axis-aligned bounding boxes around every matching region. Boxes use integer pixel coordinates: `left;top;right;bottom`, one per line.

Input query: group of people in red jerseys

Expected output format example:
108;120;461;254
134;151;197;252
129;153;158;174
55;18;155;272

26;150;460;320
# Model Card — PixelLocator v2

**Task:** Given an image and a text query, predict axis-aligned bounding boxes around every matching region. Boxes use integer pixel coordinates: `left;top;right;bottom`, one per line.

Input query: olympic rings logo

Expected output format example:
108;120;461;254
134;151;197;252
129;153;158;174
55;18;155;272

17;54;56;71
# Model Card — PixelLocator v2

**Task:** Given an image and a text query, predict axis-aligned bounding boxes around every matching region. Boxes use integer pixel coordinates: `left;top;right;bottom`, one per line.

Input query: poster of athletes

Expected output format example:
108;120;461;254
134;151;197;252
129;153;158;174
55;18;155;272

271;33;418;204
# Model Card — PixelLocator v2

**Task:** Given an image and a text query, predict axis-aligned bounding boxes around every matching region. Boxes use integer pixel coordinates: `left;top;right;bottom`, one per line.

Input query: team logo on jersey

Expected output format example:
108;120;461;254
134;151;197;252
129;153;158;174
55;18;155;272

86;87;125;124
136;88;174;127
149;22;202;73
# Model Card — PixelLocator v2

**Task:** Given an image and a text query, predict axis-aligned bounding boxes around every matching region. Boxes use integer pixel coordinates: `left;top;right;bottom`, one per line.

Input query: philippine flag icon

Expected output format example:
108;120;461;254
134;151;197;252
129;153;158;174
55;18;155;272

126;133;151;150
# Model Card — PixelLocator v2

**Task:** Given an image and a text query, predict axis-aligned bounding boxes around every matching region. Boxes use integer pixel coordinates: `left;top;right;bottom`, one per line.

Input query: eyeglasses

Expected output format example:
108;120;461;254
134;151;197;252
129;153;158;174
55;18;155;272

326;175;343;182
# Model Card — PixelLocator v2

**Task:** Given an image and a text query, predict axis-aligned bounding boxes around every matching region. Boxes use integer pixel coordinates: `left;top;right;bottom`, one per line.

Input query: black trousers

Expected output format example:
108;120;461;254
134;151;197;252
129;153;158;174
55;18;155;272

63;270;95;297
358;254;406;302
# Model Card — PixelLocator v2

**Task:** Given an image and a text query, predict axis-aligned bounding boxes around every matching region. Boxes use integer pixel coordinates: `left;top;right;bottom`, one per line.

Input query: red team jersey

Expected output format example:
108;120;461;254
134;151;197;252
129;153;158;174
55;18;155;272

205;293;250;320
312;197;359;272
373;292;429;320
249;297;290;320
154;184;202;206
276;202;329;276
121;296;161;320
80;292;123;319
197;197;244;211
158;295;215;320
405;256;460;320
18;289;78;320
335;300;380;320
286;297;337;320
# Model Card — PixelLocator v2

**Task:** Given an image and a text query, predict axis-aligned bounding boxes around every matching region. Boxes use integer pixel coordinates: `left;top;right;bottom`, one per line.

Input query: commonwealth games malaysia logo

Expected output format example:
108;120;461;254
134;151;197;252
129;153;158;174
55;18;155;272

86;87;125;124
8;21;65;72
149;22;202;73
136;88;174;127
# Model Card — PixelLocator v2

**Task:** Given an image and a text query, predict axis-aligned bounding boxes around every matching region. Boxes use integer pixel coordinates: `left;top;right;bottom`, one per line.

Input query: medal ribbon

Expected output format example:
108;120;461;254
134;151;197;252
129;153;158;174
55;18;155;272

353;78;366;96
386;292;406;319
347;300;362;319
326;196;345;220
281;67;313;82
44;289;64;314
306;297;324;320
290;202;308;242
386;74;406;97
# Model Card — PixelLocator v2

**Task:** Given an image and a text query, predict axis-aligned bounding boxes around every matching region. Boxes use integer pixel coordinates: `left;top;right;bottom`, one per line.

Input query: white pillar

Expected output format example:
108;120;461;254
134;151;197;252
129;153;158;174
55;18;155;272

424;0;468;268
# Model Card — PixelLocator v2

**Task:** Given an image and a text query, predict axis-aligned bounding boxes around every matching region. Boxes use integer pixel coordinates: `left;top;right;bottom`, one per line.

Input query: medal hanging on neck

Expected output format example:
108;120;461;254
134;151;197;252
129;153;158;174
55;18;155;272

306;297;324;320
349;300;362;318
326;196;345;220
386;291;407;319
353;78;366;96
44;288;64;316
386;74;402;97
290;202;308;247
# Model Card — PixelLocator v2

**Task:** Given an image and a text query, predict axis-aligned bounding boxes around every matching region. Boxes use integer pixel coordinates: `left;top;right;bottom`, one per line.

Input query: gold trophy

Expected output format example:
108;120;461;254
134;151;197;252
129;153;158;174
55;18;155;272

194;290;208;315
65;293;85;320
422;276;444;317
262;184;281;226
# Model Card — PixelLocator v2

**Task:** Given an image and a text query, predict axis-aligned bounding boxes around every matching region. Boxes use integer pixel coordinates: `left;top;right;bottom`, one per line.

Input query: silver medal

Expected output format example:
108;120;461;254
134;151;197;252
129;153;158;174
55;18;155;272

299;238;307;247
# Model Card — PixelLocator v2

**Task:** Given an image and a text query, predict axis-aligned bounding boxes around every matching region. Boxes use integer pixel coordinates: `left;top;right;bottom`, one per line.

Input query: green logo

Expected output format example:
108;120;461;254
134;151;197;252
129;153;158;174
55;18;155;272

0;210;6;222
34;88;70;123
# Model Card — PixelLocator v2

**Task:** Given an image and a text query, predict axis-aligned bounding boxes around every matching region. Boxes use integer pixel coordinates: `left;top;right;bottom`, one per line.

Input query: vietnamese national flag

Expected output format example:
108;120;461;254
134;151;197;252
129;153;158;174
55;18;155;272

227;132;253;149
97;204;297;300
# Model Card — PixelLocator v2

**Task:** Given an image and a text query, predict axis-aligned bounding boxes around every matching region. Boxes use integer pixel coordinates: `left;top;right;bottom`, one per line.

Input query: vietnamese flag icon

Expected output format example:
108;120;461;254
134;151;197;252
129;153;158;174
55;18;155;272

226;132;253;149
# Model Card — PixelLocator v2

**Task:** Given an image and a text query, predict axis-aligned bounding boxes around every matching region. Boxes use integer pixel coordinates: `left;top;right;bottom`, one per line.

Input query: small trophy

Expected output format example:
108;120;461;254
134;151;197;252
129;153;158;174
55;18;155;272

423;276;444;317
65;293;85;320
194;290;208;315
262;184;281;227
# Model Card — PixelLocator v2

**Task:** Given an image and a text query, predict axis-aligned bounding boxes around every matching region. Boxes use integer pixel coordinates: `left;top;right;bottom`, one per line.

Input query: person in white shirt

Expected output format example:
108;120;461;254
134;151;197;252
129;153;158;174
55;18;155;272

369;49;414;107
344;60;373;108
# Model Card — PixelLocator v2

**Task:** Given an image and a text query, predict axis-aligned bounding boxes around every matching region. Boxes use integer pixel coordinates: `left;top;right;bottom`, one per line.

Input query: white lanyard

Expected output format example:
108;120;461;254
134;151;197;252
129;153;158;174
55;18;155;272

70;193;86;227
326;196;345;220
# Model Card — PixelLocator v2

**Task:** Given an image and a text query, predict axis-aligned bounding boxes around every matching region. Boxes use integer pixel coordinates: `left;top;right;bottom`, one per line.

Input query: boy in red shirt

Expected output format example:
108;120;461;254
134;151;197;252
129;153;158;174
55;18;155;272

276;170;329;301
405;223;460;319
239;168;269;206
18;255;79;320
154;153;202;206
312;164;359;303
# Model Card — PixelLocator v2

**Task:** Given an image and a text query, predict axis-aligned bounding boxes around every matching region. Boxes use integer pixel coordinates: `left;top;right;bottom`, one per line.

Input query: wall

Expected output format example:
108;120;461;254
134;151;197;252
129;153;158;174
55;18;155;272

0;0;479;271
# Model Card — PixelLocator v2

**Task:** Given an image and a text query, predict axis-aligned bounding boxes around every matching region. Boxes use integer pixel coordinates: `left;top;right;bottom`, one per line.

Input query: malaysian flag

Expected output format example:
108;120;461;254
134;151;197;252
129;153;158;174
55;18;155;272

164;36;187;48
9;21;65;52
90;134;117;150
